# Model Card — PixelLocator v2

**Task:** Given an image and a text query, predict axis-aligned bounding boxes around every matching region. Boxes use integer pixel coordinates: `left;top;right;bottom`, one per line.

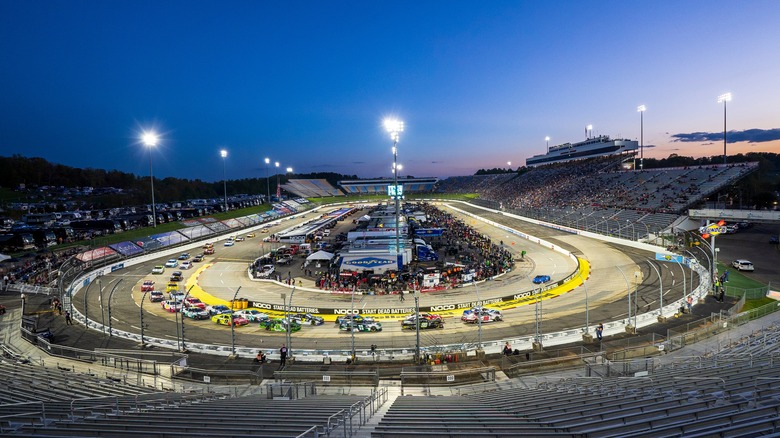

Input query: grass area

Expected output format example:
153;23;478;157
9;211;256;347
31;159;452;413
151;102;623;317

715;262;766;289
742;297;776;312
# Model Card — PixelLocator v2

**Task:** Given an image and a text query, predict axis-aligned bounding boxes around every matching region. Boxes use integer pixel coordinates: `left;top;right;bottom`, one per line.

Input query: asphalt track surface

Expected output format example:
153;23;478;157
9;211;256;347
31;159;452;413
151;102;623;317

63;202;722;354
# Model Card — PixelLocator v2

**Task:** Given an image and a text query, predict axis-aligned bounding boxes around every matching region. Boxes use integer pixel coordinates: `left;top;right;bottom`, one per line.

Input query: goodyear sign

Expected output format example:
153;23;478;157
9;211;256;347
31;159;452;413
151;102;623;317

655;253;683;263
343;257;395;268
699;220;726;239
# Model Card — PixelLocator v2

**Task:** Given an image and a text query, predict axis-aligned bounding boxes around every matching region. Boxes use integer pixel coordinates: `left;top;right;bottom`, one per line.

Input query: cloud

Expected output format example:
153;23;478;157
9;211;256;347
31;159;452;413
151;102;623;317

642;144;656;149
672;128;780;144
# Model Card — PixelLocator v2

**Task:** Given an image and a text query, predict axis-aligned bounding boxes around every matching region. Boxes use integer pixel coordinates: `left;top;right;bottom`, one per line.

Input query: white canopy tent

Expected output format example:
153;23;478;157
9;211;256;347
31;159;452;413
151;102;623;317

306;250;335;261
0;254;10;262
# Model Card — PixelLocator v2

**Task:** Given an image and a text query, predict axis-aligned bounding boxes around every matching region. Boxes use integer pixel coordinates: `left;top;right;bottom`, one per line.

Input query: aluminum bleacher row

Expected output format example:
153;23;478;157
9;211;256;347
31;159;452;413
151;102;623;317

282;179;343;198
371;323;780;437
437;159;758;241
0;359;379;437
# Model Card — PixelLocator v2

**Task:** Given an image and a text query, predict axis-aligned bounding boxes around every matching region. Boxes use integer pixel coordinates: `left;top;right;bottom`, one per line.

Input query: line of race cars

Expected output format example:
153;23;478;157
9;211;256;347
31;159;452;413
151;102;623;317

141;282;506;334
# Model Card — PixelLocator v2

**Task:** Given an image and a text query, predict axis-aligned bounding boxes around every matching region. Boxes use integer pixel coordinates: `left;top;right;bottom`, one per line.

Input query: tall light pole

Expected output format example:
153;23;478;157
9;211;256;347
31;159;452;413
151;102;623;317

264;158;271;204
414;289;420;364
220;149;228;212
616;266;634;333
141;131;159;227
274;161;280;201
384;118;404;272
586;124;593;139
647;260;665;322
718;93;731;165
507;161;512;172
638;105;646;170
284;167;293;200
545;136;550;153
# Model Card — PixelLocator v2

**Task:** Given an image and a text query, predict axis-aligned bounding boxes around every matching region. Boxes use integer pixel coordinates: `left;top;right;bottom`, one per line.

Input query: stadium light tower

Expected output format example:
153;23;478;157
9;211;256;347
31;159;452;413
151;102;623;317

264;157;271;204
274;161;280;201
220;149;228;212
141;131;159;228
637;105;646;170
545;136;550;153
718;93;732;165
384;118;404;272
586;125;593;139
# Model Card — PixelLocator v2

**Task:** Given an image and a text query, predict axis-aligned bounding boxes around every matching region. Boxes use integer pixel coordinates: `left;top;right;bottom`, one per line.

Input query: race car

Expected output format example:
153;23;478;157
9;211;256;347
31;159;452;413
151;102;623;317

180;261;192;270
166;282;180;293
262;318;301;332
193;254;204;262
140;280;155;292
178;253;191;260
148;291;164;302
182;307;209;320
533;275;551;284
151;265;165;274
290;313;325;326
224;239;235;247
169;271;183;282
161;300;182;312
184;297;206;310
402;313;445;330
203;247;215;255
339;321;383;332
211;314;249;326
234;309;270;323
164;259;179;268
461;306;503;320
169;291;186;302
246;233;256;238
234;236;245;242
462;308;503;324
207;305;232;316
335;314;375;325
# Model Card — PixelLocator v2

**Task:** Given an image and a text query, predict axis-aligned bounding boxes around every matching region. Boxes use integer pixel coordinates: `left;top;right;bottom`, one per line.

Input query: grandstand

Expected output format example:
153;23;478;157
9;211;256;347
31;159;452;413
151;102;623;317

339;177;438;195
281;179;344;198
437;159;759;240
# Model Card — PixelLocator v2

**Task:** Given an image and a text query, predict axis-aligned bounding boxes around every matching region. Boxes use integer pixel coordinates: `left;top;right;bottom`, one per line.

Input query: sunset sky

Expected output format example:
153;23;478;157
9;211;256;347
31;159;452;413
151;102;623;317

2;1;779;181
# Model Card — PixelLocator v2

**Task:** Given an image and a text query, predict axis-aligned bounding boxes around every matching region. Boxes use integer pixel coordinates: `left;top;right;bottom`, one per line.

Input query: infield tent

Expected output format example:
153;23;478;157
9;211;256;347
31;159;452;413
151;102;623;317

306;250;335;261
0;253;10;262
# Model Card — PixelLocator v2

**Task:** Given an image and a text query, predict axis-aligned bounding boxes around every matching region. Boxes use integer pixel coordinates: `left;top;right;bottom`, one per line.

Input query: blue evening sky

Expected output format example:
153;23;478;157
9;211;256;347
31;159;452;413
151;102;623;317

2;1;779;182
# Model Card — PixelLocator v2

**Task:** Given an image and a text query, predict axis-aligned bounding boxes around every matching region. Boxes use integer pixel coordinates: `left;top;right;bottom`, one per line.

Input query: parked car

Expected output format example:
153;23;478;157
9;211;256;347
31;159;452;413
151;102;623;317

770;236;779;244
164;259;178;268
151;265;165;274
533;275;551;284
257;264;275;278
731;260;754;271
276;255;294;265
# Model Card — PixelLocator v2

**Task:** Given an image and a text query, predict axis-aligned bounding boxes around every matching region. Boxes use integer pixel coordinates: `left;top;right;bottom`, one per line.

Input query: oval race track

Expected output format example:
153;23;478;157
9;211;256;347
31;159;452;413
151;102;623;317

73;201;697;356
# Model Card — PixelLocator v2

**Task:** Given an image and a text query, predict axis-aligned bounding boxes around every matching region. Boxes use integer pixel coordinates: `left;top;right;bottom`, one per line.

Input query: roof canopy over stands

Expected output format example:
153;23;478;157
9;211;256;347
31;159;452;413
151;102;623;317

339;177;438;195
281;179;343;198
